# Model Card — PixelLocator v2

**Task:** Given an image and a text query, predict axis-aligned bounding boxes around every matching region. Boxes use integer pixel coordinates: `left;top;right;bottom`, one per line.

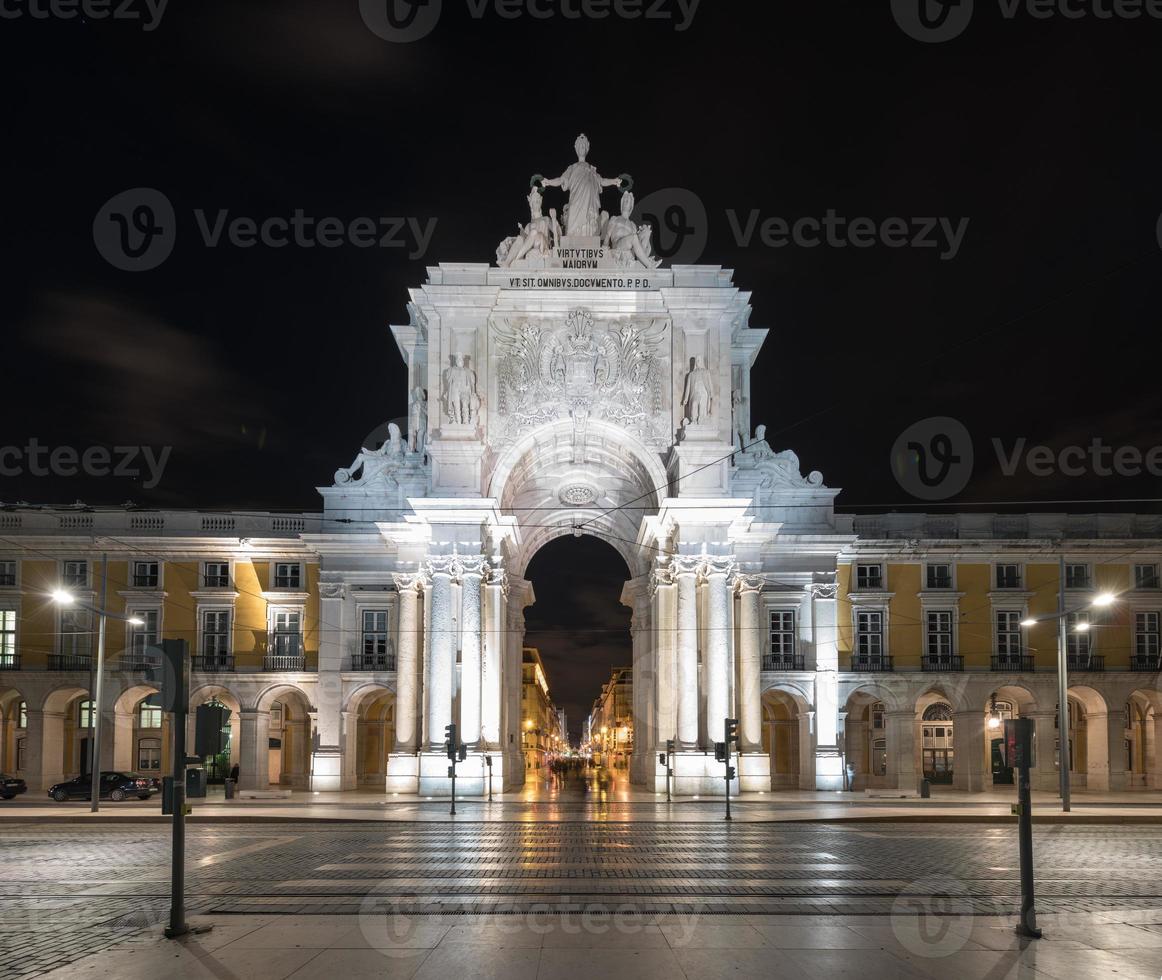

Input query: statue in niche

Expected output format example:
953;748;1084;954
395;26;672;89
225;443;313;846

731;387;750;450
442;353;479;425
408;387;428;456
681;356;714;424
497;186;561;268
539;133;624;238
601;191;662;269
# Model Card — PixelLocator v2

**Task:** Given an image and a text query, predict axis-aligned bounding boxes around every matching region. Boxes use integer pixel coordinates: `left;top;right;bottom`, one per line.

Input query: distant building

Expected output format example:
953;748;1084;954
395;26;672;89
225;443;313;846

521;647;557;769
589;667;632;768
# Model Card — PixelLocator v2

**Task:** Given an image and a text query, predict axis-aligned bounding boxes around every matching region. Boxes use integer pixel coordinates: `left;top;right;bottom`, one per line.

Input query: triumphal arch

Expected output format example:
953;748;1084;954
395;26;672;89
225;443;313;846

317;136;844;795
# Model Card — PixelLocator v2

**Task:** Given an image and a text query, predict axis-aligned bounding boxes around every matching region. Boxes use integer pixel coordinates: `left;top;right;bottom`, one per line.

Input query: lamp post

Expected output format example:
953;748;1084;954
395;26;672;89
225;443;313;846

1020;557;1117;813
52;584;143;813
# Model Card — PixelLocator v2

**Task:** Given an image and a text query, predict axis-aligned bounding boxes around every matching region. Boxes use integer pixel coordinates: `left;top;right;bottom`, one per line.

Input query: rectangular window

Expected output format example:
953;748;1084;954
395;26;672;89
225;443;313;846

0;561;16;587
926;610;954;660
1065;564;1091;590
1135;564;1160;590
995;565;1022;589
202;610;230;663
128;610;160;658
768;610;796;663
926;564;953;590
272;610;302;657
273;563;302;589
138;738;161;771
138;696;162;729
62;561;88;588
60;609;92;658
855;611;884;662
996;610;1023;659
856;564;884;590
1135;612;1160;658
78;699;94;729
361;609;390;665
0;610;15;667
203;562;230;589
132;561;159;588
1066;611;1091;659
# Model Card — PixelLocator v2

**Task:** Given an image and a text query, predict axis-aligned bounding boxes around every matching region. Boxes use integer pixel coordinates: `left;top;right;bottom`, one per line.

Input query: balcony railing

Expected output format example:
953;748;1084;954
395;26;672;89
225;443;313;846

921;654;964;672
992;655;1035;672
350;654;397;671
846;656;894;673
1131;654;1162;672
762;654;805;671
1067;654;1105;672
116;654;162;673
192;655;235;673
0;655;20;671
48;654;93;671
263;653;307;672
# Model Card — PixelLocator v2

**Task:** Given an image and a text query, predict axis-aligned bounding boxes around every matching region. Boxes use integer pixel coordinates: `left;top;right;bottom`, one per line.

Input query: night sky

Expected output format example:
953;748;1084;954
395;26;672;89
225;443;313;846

2;1;1159;729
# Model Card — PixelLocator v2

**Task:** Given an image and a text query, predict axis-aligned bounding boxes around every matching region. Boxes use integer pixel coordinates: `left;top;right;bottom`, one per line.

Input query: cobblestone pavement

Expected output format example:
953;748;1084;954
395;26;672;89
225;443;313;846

2;822;1162;978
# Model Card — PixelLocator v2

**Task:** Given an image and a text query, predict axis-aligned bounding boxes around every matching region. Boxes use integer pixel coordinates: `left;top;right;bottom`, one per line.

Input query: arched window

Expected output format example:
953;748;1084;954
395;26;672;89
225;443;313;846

137;738;161;772
922;702;954;722
78;699;94;729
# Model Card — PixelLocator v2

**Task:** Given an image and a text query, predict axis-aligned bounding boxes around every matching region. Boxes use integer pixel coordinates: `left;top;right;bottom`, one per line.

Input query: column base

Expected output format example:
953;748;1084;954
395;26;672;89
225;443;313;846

652;751;768;795
309;749;342;792
387;751;511;797
814;747;844;791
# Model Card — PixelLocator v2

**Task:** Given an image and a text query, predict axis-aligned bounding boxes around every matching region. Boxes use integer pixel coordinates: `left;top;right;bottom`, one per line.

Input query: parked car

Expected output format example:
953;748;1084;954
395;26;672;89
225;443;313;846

47;772;156;802
0;774;26;800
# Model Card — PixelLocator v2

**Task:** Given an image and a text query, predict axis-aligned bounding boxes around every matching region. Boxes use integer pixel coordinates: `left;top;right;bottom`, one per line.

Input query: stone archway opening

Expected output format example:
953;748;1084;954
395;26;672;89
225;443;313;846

763;688;811;790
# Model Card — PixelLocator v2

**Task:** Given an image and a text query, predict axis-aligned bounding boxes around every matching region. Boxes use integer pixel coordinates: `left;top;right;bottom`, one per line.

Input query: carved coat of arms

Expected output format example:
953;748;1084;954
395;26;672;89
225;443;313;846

492;309;670;450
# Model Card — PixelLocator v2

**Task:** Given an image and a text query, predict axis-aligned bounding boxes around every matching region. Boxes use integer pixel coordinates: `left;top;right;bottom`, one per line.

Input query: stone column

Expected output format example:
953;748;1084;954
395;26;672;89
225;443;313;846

340;710;359;790
458;558;485;748
674;559;699;749
426;558;456;752
481;565;507;750
392;574;422;753
810;582;842;790
885;710;917;792
313;582;346;792
703;559;734;743
735;576;763;752
1149;713;1162;790
24;709;64;793
952;710;987;793
1028;711;1059;792
1087;709;1127;792
237;709;269;790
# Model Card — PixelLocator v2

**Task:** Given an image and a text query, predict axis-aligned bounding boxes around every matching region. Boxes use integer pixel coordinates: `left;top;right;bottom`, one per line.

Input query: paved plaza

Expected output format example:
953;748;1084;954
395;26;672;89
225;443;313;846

1;819;1161;979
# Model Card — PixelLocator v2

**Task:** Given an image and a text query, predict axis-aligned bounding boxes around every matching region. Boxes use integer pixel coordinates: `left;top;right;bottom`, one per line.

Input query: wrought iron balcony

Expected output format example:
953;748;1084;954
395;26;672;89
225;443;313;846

0;655;19;671
921;654;964;672
192;655;235;673
1066;654;1105;672
1131;654;1162;672
991;655;1035;673
263;654;307;672
116;654;162;673
846;656;894;673
762;654;805;671
47;654;93;671
350;653;397;671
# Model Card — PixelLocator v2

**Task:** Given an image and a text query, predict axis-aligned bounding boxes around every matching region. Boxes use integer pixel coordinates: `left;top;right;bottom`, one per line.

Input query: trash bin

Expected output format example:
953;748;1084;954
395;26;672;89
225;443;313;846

161;776;174;815
224;778;236;800
186;767;208;799
919;778;931;799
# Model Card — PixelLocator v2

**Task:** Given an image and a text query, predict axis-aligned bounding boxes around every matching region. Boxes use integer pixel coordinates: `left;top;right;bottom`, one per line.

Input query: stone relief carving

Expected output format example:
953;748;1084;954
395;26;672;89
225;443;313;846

334;422;406;487
442;354;480;425
600;191;661;270
497;186;561;268
735;423;826;488
681;356;714;425
409;387;428;456
731;386;750;451
492;308;670;451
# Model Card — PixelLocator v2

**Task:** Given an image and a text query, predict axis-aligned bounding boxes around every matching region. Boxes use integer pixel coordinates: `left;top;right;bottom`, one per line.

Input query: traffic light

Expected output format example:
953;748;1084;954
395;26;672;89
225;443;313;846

665;739;675;756
658;753;667;766
714;741;727;763
457;743;467;763
726;766;736;781
445;724;457;762
725;718;739;745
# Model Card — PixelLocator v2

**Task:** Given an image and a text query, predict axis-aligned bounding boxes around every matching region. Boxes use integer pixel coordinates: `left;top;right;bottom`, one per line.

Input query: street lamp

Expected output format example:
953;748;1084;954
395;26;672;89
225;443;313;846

1020;560;1119;813
51;587;143;813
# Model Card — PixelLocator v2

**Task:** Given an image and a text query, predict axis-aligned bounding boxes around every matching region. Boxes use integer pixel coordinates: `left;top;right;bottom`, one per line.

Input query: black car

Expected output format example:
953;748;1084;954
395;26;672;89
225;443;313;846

0;774;26;800
48;771;156;802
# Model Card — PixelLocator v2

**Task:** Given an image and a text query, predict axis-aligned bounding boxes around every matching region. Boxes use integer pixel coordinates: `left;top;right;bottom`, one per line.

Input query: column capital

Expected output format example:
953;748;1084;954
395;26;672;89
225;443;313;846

649;561;674;597
671;556;702;577
392;572;424;594
459;556;489;579
698;556;737;582
809;582;838;600
319;582;347;601
734;574;764;596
